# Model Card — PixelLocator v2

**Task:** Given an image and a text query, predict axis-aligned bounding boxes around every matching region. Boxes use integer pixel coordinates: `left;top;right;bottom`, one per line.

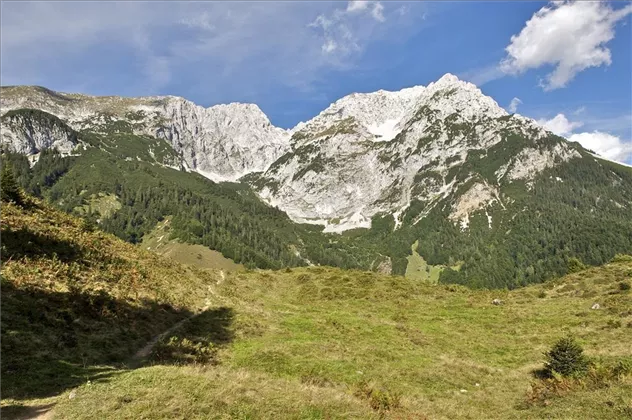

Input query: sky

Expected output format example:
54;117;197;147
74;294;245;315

1;1;631;163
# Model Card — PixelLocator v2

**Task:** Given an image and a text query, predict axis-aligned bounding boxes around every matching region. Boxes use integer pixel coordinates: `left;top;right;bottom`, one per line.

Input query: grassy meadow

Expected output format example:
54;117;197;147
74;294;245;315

1;197;631;419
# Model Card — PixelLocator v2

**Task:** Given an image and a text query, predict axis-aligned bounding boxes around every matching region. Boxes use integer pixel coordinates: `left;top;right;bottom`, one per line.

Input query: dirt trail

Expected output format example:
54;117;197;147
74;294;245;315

23;271;226;420
134;270;224;360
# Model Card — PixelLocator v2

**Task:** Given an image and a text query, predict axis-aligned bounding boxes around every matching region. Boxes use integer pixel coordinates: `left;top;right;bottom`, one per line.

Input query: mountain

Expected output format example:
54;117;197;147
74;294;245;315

250;73;572;232
2;75;632;288
1;86;289;182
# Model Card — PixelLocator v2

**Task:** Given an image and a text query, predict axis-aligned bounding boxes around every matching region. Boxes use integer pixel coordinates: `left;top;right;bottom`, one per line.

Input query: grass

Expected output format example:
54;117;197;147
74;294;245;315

140;217;243;272
73;192;121;218
2;197;632;419
405;240;442;283
53;259;632;419
53;365;377;420
405;240;459;284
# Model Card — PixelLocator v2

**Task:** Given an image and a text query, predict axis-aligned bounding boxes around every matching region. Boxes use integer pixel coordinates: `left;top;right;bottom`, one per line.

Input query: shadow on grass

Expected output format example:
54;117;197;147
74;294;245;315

1;402;56;420
144;307;235;366
0;279;234;401
531;367;552;380
1;220;235;400
0;225;119;266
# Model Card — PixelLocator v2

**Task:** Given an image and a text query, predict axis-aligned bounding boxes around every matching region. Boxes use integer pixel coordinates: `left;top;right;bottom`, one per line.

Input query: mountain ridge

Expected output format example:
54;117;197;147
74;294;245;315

3;75;632;289
0;73;569;233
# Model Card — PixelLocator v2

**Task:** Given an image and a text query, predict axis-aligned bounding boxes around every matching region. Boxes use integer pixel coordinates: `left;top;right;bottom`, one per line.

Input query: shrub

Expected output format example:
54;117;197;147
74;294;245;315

544;336;589;378
524;377;575;407
567;257;586;273
526;358;632;407
611;360;632;379
80;218;97;233
618;281;631;292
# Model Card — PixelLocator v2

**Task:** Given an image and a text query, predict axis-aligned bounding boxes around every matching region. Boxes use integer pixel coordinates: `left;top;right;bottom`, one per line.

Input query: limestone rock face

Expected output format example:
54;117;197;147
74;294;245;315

252;73;575;232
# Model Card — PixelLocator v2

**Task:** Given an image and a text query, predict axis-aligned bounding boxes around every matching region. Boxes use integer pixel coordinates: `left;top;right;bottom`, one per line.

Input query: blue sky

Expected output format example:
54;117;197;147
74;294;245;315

1;1;631;162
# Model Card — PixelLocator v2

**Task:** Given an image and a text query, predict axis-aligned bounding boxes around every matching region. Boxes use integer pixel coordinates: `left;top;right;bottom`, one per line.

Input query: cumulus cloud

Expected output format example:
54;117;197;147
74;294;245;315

537;113;584;136
501;1;632;90
537;113;631;163
568;131;632;162
508;97;522;113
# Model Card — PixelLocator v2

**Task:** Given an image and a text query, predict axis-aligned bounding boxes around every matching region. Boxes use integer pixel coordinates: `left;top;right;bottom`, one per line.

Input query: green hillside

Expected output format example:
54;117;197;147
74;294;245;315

2;193;631;419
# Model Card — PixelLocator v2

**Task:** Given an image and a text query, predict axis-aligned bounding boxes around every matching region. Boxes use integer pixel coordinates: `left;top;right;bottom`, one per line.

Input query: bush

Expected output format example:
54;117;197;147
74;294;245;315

80;218;97;233
567;257;586;273
544;336;589;378
526;358;632;407
618;281;631;292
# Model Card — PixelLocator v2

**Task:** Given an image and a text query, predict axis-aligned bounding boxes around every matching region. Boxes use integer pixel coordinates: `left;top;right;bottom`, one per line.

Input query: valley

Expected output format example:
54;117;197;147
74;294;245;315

2;76;632;419
3;2;632;418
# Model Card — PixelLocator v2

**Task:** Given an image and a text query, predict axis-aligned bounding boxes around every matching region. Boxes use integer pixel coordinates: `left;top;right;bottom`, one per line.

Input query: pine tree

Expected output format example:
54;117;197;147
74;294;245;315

544;336;589;378
1;163;24;206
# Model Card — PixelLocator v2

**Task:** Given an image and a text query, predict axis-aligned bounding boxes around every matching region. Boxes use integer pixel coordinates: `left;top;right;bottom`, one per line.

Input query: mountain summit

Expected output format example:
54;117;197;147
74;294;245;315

250;74;571;232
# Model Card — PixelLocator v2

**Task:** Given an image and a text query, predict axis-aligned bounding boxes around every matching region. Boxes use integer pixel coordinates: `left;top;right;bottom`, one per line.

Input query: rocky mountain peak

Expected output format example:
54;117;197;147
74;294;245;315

1;75;589;234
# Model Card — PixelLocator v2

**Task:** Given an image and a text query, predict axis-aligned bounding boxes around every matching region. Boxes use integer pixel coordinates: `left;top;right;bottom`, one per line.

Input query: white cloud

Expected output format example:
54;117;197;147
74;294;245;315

180;12;215;31
372;3;385;22
309;1;387;61
568;131;632;162
346;1;385;22
508;97;522;113
537;112;631;163
322;39;338;54
347;1;369;13
573;106;586;115
537;113;584;136
501;1;632;90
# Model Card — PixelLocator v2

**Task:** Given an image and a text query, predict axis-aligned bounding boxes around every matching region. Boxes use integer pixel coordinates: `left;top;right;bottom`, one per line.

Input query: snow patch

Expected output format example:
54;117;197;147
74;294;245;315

367;118;402;141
